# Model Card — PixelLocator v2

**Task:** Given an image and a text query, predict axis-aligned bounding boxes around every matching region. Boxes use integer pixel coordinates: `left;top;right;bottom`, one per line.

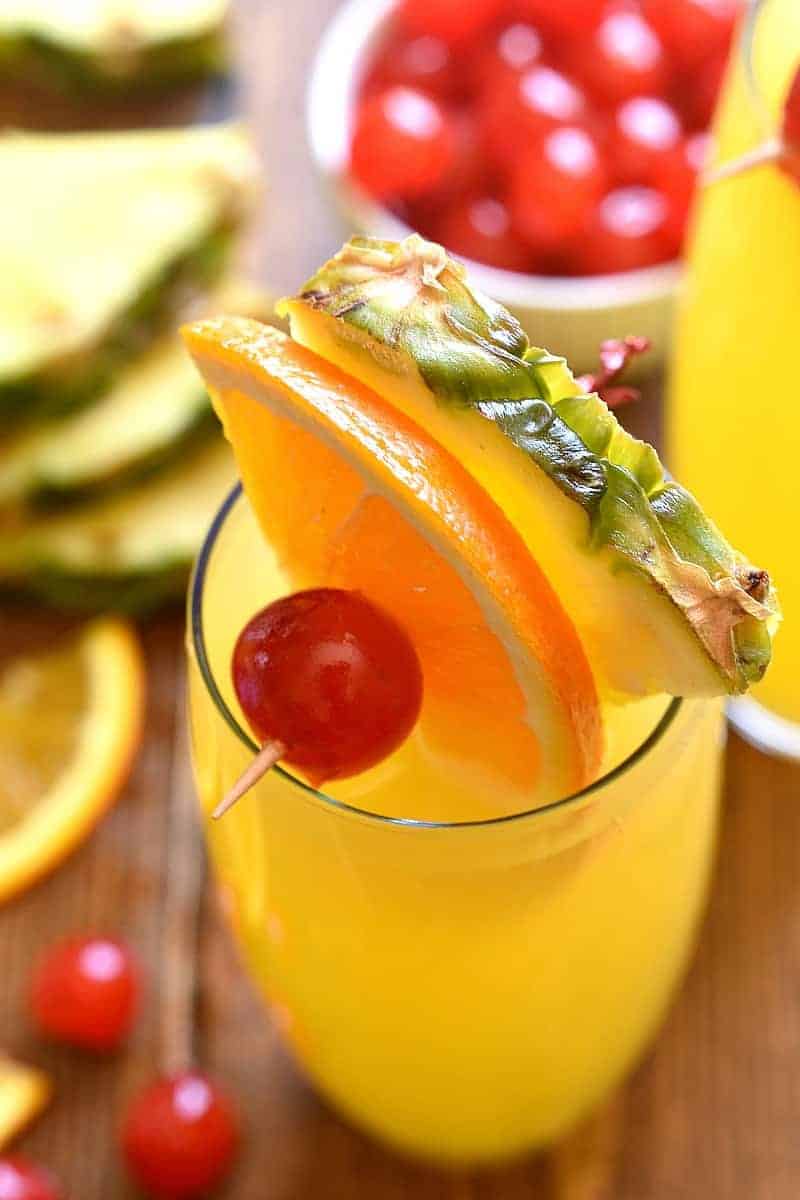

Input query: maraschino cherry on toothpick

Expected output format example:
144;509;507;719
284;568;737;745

709;63;800;186
215;587;425;819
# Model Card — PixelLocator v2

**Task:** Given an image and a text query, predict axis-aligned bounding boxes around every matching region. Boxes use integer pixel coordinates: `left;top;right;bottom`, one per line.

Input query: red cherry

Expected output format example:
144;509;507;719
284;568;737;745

350;87;456;201
653;131;709;246
398;0;505;45
783;66;800;150
121;1072;238;1200
470;21;544;95
0;1158;62;1200
363;34;460;101
410;113;490;223
232;589;423;787
510;125;609;251
514;0;606;38
780;65;800;187
677;49;728;129
643;0;739;71
571;186;677;274
480;64;587;170
565;6;670;107
30;934;139;1051
438;194;532;271
611;96;683;184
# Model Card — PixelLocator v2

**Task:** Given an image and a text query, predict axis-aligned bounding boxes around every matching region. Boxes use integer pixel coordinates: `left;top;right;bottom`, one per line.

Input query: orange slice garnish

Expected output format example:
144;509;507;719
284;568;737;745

183;317;603;809
0;619;144;904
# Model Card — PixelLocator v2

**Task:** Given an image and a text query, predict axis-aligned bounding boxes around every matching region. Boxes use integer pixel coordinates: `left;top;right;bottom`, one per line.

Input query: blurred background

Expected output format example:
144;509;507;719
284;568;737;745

1;1;799;1198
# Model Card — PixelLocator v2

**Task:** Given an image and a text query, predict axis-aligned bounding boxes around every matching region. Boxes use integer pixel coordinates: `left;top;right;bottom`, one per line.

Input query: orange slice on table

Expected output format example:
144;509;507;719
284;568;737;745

0;619;144;904
183;317;603;808
0;1056;52;1149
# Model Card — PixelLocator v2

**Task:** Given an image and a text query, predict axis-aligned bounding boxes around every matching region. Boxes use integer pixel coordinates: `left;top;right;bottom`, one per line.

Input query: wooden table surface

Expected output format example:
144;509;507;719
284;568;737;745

2;3;800;1197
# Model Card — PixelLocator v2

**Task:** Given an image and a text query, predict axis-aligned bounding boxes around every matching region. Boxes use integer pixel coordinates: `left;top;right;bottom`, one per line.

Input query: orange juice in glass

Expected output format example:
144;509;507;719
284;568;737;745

188;489;723;1162
185;236;777;1164
670;0;800;754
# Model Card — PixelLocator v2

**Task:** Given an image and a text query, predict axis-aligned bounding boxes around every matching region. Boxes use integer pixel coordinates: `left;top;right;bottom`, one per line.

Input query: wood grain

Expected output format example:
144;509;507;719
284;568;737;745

1;2;800;1197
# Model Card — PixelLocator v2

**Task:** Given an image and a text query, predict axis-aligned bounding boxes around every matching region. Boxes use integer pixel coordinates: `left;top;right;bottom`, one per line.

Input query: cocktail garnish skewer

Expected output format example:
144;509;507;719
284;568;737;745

212;740;286;820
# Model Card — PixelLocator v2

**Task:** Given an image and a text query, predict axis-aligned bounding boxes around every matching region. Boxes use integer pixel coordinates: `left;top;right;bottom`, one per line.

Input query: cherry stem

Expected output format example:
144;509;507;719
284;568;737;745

212;739;286;820
705;136;783;185
161;689;204;1075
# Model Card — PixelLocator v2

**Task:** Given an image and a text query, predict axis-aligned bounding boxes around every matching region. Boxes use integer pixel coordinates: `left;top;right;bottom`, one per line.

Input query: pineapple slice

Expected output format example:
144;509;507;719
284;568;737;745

280;235;778;699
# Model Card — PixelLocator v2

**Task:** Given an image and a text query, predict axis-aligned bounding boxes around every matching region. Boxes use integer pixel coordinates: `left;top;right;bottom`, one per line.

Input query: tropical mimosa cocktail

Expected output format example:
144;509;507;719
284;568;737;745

670;0;800;742
185;236;778;1162
189;490;723;1161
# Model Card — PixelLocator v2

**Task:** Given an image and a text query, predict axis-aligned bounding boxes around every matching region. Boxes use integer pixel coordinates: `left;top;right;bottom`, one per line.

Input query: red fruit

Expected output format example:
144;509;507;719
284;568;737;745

121;1072;238;1200
572;186;677;274
470;21;544;94
0;1158;62;1200
566;6;670;106
480;64;587;170
438;194;532;271
653;131;709;245
350;87;456;201
611;96;683;183
643;0;739;71
232;589;424;787
30;934;139;1051
678;49;728;129
514;0;606;38
511;125;609;251
363;34;460;101
398;0;505;44
414;113;490;217
783;66;800;150
781;67;800;184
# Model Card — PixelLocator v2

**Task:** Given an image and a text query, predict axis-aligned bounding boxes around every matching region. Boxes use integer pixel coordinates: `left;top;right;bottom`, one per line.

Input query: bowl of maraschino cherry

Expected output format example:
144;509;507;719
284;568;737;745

308;0;741;371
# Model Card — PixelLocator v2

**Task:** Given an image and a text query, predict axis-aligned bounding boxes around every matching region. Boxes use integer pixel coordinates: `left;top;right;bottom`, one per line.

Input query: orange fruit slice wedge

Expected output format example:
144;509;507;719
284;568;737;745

185;318;603;810
0;1056;51;1149
0;619;144;904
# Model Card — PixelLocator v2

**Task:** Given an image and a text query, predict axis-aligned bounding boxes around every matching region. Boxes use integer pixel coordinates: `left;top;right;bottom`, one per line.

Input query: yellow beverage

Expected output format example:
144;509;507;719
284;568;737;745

188;486;723;1163
670;0;800;736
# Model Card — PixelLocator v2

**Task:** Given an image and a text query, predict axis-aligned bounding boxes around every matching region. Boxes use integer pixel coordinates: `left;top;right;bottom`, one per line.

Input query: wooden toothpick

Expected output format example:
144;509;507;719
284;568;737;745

212;740;286;820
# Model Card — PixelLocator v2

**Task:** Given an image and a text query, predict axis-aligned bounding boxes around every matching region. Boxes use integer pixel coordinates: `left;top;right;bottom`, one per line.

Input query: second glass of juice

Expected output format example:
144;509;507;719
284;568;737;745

188;486;724;1165
670;0;800;754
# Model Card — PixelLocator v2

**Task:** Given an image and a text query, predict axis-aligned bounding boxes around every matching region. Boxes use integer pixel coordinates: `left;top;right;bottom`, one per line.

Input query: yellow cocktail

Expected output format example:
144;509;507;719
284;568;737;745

670;0;800;746
183;231;777;1164
188;485;723;1163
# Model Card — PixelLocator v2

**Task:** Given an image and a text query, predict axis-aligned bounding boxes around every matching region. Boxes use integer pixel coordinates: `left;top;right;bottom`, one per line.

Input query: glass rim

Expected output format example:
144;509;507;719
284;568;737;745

190;483;684;832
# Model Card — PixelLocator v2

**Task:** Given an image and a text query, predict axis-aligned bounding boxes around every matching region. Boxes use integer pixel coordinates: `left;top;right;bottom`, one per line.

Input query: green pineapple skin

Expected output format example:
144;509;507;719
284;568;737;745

283;235;779;695
0;564;192;615
0;227;233;430
0;441;233;614
0;28;226;94
2;407;217;515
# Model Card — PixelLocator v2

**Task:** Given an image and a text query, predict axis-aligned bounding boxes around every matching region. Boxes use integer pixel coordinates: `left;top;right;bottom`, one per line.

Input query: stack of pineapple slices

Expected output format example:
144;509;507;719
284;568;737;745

0;122;266;611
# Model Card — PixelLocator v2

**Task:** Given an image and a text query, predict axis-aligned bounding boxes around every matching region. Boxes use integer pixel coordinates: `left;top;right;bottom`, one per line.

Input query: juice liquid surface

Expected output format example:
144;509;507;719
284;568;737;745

189;492;723;1162
669;0;800;723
